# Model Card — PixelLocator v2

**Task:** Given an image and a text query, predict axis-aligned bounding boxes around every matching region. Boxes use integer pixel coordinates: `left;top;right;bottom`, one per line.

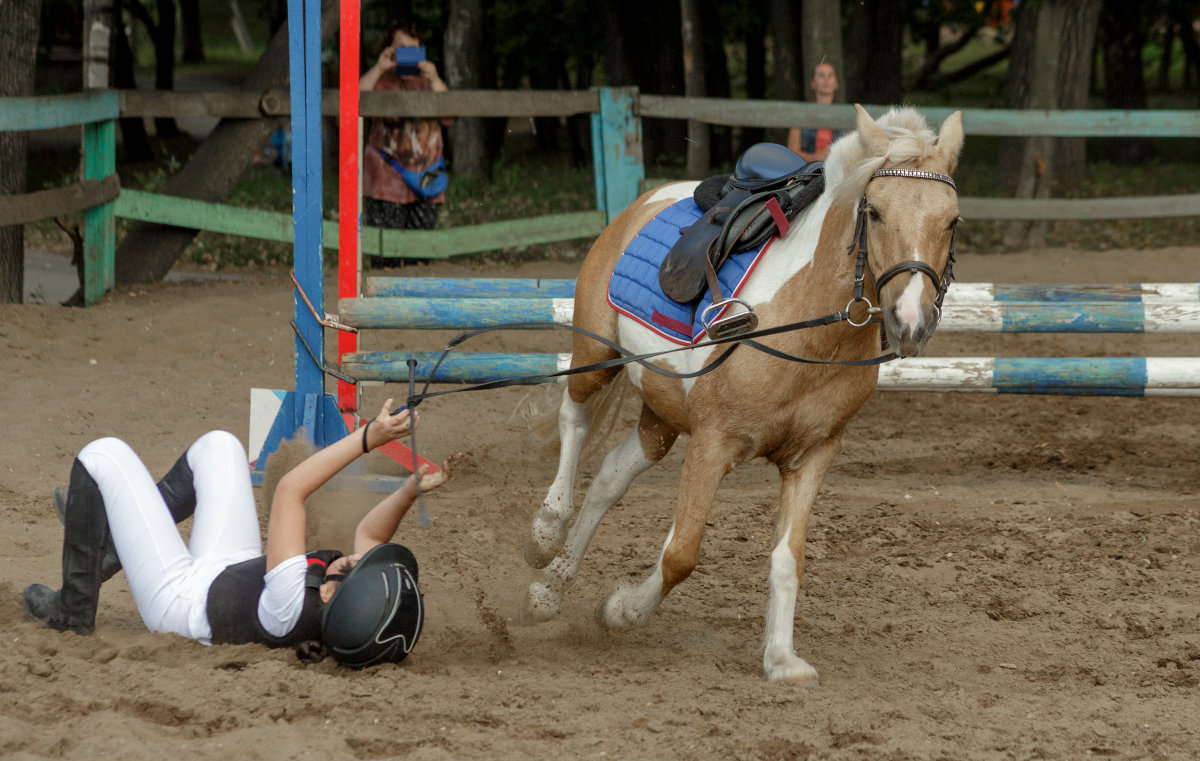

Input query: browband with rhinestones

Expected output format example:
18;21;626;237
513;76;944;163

871;168;956;189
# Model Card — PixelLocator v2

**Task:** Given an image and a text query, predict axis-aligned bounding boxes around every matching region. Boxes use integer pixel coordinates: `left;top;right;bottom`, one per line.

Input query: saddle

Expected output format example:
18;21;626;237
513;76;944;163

658;143;826;338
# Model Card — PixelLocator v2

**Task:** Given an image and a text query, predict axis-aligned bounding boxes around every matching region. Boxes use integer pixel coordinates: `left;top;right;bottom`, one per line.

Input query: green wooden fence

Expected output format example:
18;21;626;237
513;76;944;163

3;88;1198;306
0;92;118;305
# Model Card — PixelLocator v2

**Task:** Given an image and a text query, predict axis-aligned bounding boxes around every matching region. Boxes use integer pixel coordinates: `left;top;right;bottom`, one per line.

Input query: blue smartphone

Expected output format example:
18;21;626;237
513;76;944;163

394;46;425;76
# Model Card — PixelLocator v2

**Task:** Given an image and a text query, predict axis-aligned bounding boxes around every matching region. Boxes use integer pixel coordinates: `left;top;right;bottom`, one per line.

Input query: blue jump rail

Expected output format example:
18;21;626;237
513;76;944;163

339;295;1200;333
361;278;1200;302
338;352;1200;397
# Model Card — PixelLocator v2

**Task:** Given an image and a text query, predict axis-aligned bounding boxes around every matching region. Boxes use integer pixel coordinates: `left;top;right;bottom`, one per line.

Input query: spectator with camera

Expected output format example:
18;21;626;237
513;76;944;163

360;20;454;266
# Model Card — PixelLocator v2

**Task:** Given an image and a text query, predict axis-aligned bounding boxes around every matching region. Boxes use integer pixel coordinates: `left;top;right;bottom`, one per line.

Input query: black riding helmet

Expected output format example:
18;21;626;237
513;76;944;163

321;543;423;668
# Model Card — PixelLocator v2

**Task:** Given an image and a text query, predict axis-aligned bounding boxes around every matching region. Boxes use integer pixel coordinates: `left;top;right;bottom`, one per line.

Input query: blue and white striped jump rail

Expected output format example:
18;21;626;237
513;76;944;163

340;291;1200;333
364;277;1200;302
337;352;1200;397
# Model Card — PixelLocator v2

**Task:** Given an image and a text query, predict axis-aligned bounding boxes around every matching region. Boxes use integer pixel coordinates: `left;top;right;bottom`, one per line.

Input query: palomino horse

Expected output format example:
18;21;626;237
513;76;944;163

522;105;963;683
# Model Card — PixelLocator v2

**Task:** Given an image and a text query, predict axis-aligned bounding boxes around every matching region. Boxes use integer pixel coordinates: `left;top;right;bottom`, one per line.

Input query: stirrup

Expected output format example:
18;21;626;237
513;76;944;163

701;298;758;340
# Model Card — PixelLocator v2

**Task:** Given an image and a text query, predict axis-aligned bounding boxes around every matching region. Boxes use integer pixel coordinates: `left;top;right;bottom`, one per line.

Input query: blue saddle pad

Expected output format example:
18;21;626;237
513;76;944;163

607;198;773;345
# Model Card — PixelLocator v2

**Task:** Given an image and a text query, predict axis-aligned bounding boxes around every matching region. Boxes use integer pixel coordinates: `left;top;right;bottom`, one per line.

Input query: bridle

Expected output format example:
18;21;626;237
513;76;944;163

845;168;958;327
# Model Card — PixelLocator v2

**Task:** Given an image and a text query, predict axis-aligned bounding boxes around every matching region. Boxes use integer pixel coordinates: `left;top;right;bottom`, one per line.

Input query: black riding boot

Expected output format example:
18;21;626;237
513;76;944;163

50;451;198;583
23;459;108;634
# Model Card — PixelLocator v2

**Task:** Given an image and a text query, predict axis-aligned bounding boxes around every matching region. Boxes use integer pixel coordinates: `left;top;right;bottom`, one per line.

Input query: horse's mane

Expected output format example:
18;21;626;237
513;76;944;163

824;107;940;205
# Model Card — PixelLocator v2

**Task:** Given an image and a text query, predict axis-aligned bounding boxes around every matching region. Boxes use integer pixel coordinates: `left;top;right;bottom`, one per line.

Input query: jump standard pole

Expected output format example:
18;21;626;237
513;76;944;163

249;0;349;486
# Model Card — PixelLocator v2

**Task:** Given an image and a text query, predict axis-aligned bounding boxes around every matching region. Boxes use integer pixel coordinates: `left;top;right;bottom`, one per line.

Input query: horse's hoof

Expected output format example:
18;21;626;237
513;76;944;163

517;581;560;625
595;587;646;631
764;654;820;685
523;539;555;569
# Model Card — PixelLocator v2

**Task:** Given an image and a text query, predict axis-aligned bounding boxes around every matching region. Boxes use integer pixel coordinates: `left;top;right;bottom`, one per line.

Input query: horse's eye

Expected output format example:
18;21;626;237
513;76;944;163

948;216;961;231
866;207;880;221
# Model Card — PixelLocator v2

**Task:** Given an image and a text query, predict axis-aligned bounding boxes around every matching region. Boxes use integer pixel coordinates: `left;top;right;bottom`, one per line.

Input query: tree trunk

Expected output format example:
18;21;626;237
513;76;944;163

1170;0;1200;98
680;0;709;179
741;7;767;150
768;0;801;145
769;0;801;101
1000;0;1103;248
1100;0;1149;163
114;3;340;283
113;0;153;162
444;0;487;180
1158;19;1175;91
1053;0;1103;186
0;0;42;303
701;0;731;167
147;0;180;137
844;0;904;105
180;0;204;63
801;0;844;102
1001;0;1068;249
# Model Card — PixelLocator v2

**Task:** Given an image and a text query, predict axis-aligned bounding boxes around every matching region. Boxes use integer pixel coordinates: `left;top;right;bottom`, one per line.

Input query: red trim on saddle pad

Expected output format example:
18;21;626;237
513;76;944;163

651;310;692;335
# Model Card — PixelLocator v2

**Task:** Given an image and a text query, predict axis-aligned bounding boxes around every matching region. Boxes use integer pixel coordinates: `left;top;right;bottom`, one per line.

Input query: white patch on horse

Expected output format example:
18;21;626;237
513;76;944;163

616;314;716;397
601;524;673;629
737;192;831;306
762;527;818;683
526;393;592;568
645;181;700;206
894;263;926;334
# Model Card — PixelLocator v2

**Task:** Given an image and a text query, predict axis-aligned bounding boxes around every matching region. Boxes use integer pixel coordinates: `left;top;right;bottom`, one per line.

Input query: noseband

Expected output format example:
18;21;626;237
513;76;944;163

845;168;958;326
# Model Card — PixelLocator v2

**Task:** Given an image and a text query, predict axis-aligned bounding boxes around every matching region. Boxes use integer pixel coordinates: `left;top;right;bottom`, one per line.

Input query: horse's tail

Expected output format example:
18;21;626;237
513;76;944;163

580;368;632;461
508;369;632;461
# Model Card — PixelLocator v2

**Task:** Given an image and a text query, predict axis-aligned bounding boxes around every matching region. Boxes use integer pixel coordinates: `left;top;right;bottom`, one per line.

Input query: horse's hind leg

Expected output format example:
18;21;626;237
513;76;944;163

525;362;619;569
522;403;677;622
600;433;731;630
762;436;840;685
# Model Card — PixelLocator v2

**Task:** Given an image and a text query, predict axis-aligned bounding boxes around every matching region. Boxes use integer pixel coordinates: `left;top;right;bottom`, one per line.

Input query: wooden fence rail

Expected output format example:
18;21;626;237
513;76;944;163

0;92;117;304
4;88;1199;307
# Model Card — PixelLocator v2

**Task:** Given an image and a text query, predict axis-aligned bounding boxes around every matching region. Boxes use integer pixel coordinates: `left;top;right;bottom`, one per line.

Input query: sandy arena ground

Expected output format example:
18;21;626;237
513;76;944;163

1;247;1198;760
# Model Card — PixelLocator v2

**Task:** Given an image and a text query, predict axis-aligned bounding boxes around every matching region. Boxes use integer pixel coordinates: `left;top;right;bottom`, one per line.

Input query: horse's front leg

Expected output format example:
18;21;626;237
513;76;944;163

600;434;730;629
523;404;678;623
763;436;840;684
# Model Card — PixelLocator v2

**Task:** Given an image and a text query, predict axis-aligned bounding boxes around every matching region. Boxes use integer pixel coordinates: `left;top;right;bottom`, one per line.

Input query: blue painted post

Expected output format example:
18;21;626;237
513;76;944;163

592;87;644;224
281;0;347;448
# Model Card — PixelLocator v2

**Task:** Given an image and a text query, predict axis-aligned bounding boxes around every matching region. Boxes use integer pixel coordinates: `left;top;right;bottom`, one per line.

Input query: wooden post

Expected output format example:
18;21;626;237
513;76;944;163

591;87;643;225
81;0;116;305
81;118;115;305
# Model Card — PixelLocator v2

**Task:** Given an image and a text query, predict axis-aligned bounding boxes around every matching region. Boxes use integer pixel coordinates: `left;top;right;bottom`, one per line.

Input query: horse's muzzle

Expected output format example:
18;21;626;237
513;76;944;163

884;303;938;358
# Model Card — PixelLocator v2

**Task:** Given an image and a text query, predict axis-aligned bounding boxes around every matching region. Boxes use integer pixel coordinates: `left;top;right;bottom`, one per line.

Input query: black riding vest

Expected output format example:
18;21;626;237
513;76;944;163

206;549;344;647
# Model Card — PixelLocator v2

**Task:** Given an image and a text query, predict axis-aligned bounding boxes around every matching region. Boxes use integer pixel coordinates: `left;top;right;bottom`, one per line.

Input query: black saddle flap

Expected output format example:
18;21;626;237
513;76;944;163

658;189;752;304
662;167;827;305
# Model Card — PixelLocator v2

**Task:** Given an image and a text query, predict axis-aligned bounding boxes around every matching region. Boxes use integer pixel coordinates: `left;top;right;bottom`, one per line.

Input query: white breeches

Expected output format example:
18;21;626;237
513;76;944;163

79;431;262;643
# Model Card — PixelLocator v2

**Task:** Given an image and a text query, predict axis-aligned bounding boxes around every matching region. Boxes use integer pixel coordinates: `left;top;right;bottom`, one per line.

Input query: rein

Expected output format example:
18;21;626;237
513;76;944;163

368;167;958;411
404;310;894;408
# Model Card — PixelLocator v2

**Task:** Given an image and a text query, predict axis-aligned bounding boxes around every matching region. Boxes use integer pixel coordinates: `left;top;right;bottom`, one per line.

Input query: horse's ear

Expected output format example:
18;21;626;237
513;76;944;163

854;104;889;156
936;110;964;175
